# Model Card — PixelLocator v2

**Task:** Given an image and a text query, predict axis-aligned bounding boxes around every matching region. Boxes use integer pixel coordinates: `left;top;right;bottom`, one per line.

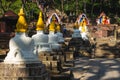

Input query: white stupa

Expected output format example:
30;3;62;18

48;16;61;50
32;11;51;53
4;8;39;64
72;22;81;38
55;22;64;43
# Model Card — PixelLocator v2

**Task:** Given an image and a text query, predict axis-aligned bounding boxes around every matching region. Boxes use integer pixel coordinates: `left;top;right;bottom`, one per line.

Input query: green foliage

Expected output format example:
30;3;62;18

24;2;39;22
114;17;120;24
0;0;22;14
10;0;22;14
0;0;40;22
1;0;120;23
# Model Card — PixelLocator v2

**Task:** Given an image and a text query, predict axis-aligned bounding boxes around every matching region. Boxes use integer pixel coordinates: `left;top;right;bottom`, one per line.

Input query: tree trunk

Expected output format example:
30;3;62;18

91;0;94;17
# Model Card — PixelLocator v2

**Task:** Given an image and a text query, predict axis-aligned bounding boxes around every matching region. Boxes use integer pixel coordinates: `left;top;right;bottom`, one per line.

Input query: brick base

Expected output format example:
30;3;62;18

38;52;63;74
0;62;50;80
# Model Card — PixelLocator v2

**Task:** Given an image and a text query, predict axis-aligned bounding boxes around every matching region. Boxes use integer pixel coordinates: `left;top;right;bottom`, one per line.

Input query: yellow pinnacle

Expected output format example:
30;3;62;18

15;8;28;32
49;16;56;32
36;12;44;30
74;22;79;29
56;24;60;32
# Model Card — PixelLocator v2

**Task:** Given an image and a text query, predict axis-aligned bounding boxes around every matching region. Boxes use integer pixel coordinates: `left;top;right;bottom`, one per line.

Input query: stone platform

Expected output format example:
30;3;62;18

39;51;63;74
0;62;50;80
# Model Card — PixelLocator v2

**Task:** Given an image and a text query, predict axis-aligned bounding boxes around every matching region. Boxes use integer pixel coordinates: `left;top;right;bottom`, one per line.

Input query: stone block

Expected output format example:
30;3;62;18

38;52;45;56
44;52;51;56
47;56;54;61
42;61;51;70
51;61;61;71
53;55;59;60
51;70;60;74
51;52;57;55
65;51;74;61
57;51;63;55
39;52;52;57
51;61;58;68
39;56;47;61
59;55;65;64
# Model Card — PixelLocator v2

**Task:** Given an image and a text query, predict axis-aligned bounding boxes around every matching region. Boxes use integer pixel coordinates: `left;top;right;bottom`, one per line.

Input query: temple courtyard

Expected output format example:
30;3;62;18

70;57;120;80
1;33;120;80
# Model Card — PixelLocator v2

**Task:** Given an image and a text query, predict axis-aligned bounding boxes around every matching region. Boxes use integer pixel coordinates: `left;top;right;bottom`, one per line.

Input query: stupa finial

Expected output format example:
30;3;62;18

74;22;79;29
49;16;56;32
56;24;60;32
15;8;28;32
36;11;44;30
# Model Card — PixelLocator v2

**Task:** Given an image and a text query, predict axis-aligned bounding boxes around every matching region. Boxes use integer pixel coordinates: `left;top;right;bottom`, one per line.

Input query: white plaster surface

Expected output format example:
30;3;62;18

32;30;52;52
48;31;61;50
56;32;64;43
4;33;40;64
72;29;81;38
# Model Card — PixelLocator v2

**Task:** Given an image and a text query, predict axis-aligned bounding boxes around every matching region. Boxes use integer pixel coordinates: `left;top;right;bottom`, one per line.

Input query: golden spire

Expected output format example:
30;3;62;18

15;8;28;32
49;16;56;32
56;24;60;32
36;11;44;30
74;22;79;29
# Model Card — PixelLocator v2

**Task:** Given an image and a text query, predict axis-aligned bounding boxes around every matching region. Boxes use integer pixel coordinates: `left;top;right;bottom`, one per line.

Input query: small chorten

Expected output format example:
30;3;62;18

48;15;61;50
32;11;51;53
55;24;64;43
4;8;39;64
72;21;81;38
2;8;50;80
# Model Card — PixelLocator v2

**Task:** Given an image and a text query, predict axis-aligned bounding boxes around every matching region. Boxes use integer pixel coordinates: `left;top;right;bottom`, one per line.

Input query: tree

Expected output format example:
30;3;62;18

0;0;22;15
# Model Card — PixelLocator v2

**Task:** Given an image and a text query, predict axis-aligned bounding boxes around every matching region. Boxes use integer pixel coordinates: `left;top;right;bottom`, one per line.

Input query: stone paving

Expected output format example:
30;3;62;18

71;57;120;80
